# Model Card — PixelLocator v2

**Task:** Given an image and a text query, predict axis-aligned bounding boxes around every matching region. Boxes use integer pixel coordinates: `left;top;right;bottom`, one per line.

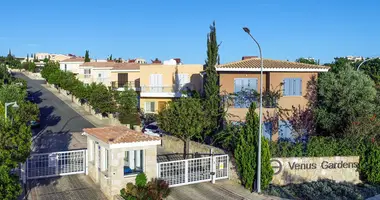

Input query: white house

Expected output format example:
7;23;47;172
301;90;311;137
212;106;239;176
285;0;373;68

59;58;85;75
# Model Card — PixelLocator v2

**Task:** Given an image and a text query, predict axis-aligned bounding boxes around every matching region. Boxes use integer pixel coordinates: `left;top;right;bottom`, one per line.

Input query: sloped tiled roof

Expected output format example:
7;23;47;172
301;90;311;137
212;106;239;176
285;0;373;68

112;63;140;70
61;57;85;62
217;58;329;72
80;62;140;70
80;62;116;68
83;126;160;144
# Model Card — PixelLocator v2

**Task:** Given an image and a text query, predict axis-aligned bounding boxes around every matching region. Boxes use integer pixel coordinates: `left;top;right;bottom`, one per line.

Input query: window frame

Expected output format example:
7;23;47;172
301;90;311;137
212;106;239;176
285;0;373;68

283;78;302;96
144;101;156;113
123;150;144;176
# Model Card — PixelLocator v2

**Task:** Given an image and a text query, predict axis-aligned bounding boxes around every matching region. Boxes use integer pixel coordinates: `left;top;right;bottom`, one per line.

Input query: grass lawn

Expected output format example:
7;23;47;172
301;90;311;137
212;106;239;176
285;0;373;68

265;179;380;200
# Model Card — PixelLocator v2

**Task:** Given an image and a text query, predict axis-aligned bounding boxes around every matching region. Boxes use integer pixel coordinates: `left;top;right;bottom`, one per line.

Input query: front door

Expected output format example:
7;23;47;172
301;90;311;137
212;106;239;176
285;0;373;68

118;73;128;88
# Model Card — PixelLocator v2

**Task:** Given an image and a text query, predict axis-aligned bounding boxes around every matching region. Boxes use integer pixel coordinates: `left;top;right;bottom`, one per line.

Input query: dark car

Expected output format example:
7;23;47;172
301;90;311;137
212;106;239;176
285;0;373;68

142;122;162;137
28;115;41;128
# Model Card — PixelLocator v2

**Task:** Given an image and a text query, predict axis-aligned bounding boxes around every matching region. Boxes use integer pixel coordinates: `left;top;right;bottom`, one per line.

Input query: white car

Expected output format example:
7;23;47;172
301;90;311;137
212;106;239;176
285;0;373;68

142;123;162;137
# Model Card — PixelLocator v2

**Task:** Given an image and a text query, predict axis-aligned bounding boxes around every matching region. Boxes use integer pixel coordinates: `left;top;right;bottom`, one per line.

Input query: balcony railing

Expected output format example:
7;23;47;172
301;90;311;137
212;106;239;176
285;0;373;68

111;81;140;90
222;95;278;109
140;84;196;93
84;74;91;79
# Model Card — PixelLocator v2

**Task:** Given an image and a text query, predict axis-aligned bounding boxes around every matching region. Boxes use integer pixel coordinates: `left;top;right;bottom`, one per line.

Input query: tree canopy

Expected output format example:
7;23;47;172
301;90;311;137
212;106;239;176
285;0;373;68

158;97;205;157
315;67;377;136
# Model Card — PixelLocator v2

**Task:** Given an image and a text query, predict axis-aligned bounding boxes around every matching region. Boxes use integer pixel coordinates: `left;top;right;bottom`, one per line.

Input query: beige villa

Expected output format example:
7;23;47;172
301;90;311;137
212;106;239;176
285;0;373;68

84;126;161;199
60;57;85;75
77;62;140;91
139;59;203;113
216;57;329;141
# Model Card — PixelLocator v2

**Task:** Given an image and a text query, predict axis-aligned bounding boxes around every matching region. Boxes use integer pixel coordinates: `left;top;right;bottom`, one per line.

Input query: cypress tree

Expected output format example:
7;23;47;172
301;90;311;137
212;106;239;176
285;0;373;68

84;50;90;62
234;103;273;191
203;21;222;140
234;103;259;191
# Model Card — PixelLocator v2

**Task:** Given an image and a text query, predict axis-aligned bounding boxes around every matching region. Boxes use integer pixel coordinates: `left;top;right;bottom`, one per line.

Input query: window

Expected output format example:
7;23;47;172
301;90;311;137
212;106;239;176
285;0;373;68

145;102;155;113
175;73;189;87
84;69;91;78
98;73;102;78
263;122;272;140
64;64;67;72
124;150;144;176
233;78;258;108
279;120;294;141
283;78;302;96
103;149;108;171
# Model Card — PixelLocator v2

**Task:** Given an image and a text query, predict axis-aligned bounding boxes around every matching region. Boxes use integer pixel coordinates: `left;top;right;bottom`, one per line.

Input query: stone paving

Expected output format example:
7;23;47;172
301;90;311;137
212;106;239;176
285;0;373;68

27;175;107;200
168;180;286;200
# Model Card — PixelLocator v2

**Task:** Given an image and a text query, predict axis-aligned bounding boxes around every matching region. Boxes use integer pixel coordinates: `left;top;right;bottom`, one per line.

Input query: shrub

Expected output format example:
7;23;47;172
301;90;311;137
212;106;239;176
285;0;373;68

271;136;368;158
265;179;380;200
146;178;171;200
120;174;170;200
135;173;147;188
359;143;380;184
261;137;274;189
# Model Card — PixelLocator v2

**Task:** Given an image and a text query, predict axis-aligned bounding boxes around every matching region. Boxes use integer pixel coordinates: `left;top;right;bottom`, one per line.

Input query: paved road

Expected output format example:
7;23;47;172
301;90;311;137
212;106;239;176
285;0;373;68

15;73;108;200
15;72;94;153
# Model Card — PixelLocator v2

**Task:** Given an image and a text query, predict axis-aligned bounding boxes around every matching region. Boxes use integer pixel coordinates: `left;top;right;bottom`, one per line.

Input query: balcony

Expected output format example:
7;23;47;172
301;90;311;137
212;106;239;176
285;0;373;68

222;94;278;109
111;81;140;91
140;84;195;98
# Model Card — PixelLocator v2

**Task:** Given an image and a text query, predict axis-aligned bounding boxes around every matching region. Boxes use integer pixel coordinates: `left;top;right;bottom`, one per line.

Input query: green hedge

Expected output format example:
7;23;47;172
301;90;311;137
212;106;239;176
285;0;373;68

271;136;380;184
270;136;368;158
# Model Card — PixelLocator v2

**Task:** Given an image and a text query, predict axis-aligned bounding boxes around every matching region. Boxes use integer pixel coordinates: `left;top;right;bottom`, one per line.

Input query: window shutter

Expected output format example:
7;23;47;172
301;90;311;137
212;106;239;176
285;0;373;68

283;79;289;96
298;78;302;96
151;102;155;112
263;122;272;140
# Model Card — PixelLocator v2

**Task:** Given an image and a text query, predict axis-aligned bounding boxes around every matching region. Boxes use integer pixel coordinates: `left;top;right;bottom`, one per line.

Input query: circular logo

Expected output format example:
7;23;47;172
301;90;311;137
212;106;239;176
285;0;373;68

271;159;283;175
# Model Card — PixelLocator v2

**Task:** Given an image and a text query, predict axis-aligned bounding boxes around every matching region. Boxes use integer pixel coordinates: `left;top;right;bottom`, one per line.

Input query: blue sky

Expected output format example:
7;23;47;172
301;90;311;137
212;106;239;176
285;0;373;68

0;0;379;64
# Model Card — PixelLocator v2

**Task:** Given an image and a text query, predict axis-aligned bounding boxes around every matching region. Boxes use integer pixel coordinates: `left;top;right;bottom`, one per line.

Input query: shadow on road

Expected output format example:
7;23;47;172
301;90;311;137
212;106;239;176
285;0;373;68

28;90;44;104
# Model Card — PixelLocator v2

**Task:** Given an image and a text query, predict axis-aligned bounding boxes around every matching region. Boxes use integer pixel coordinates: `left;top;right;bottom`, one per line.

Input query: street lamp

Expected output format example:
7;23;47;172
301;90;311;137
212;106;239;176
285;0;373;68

243;26;264;193
357;57;380;71
5;101;19;119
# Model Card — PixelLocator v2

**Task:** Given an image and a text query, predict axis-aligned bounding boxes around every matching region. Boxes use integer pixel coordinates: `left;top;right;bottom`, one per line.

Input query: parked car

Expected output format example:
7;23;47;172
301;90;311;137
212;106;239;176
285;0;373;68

28;116;41;128
142;122;162;137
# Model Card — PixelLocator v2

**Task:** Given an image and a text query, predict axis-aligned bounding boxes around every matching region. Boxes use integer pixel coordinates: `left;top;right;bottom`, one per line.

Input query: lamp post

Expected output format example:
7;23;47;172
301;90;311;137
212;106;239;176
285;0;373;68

5;101;19;119
243;27;263;193
357;57;380;71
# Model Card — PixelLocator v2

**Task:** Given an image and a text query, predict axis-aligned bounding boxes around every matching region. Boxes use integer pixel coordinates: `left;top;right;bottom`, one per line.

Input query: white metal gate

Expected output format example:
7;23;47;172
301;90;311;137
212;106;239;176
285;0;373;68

25;149;87;180
157;154;228;187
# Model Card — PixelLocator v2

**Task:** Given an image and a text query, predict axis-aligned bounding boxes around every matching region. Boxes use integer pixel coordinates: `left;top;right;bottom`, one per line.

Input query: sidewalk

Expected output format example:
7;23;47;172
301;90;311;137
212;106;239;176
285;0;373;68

41;84;111;128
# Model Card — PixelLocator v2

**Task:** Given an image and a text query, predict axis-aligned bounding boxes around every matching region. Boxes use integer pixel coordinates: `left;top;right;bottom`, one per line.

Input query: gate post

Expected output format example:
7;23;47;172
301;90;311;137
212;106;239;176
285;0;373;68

85;150;89;175
184;160;188;184
211;156;216;184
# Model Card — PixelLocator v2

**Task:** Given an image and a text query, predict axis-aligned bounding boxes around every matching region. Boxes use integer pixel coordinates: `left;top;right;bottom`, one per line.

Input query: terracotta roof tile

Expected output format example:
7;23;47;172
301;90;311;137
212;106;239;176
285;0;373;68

79;62;140;70
112;63;140;70
83;126;160;144
61;57;85;62
217;58;329;71
80;62;116;68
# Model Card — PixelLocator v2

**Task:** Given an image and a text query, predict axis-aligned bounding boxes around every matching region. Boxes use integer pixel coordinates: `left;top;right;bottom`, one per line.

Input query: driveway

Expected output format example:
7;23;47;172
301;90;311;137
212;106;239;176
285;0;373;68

27;175;107;200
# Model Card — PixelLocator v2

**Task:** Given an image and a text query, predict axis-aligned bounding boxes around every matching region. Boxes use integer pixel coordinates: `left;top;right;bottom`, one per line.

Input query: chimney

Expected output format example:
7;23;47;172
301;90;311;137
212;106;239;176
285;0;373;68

151;58;162;64
173;58;181;64
242;56;258;60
